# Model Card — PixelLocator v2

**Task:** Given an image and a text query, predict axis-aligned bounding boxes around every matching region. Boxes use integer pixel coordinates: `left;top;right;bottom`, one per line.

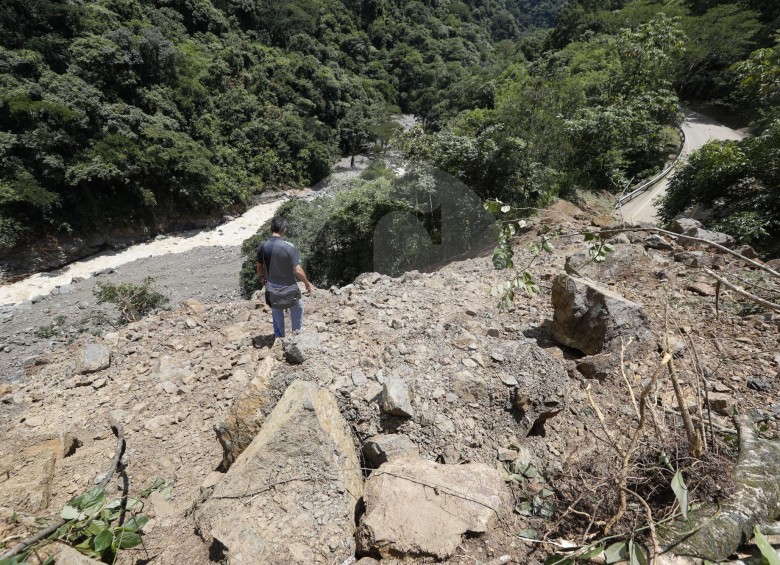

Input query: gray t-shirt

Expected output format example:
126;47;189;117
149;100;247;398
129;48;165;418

257;237;300;286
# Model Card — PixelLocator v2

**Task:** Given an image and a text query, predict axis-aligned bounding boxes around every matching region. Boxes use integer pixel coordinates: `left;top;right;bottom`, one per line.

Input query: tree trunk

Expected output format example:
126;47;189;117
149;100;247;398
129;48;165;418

659;415;780;562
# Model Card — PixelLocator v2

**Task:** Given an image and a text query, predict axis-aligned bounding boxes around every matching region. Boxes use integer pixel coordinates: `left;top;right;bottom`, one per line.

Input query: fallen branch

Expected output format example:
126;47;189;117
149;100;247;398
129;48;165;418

0;423;125;561
703;269;780;313
659;415;780;561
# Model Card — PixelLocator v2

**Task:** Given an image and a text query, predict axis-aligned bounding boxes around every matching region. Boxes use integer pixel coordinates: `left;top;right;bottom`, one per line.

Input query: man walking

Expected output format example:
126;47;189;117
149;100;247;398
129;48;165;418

256;216;313;338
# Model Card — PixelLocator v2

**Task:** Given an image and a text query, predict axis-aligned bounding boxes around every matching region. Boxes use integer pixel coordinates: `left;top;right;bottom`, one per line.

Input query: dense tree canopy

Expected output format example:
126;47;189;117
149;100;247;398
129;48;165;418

1;0;570;248
3;0;779;264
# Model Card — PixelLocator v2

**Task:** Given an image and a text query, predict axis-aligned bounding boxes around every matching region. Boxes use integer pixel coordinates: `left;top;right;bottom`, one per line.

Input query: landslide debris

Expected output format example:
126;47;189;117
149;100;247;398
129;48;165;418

1;202;778;563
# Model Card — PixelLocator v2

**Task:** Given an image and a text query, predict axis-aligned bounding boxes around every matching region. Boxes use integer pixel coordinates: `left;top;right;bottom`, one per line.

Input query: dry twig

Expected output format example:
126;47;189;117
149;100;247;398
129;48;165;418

623;487;661;564
604;352;672;533
667;356;704;457
586;384;625;459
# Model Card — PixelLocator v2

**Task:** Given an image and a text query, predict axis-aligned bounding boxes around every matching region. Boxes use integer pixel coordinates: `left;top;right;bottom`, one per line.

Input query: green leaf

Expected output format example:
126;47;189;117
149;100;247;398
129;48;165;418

515;500;533;515
671;470;689;520
93;528;114;553
508;473;526;484
517;463;539;478
517;528;538;539
71;486;105;511
544;555;574;565
61;504;81;520
604;541;628;564
580;545;605;559
754;526;780;565
86;519;108;536
117;530;142;549
542;240;555;253
629;539;648;565
125;497;143;511
104;498;122;510
122;514;149;532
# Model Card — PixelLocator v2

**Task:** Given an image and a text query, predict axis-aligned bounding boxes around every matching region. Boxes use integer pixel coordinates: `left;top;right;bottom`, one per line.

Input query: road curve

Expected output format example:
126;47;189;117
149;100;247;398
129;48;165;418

618;109;747;224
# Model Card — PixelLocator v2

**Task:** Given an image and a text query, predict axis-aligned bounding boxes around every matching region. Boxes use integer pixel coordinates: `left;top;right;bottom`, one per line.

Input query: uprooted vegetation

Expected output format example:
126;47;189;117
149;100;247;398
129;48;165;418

1;200;779;564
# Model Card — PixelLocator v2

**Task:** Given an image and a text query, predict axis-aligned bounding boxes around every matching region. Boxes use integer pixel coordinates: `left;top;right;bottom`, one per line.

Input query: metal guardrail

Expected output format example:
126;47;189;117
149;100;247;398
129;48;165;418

616;126;686;207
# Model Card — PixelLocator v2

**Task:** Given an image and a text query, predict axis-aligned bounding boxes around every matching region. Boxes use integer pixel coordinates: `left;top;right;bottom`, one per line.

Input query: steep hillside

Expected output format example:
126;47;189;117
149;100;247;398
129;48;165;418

1;201;778;563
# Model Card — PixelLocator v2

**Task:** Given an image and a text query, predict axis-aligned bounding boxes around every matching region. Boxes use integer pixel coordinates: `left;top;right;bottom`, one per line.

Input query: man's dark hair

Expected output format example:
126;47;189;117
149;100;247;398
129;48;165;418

270;216;289;234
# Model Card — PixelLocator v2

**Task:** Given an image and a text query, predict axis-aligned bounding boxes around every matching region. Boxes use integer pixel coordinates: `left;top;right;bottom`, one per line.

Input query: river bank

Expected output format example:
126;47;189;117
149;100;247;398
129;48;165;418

0;152;386;380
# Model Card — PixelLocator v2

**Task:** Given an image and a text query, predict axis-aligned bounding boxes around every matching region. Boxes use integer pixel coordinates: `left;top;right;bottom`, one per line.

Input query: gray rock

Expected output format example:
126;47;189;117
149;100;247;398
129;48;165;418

76;343;111;374
356;458;509;560
683;227;734;247
31;294;45;304
91;267;116;277
674;251;711;268
362;434;419;467
644;234;674;250
738;245;758;259
551;274;653;356
670;218;703;234
351;369;368;387
215;357;275;470
499;373;518;386
434;414;456;434
160;381;177;394
283;333;321;365
196;381;363;565
151;356;195;382
381;375;414;417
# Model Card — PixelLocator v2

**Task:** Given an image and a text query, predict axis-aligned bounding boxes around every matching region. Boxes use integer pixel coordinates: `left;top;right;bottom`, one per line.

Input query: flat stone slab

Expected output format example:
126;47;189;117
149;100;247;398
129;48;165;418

356;457;508;560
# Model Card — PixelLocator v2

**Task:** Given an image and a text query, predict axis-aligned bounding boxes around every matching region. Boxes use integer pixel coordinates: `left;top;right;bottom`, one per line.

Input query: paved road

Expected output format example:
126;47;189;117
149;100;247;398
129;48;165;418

618;109;747;224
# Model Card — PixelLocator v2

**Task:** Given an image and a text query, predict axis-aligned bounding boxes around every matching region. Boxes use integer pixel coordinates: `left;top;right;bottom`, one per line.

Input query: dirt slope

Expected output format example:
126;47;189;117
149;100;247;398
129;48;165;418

1;201;778;564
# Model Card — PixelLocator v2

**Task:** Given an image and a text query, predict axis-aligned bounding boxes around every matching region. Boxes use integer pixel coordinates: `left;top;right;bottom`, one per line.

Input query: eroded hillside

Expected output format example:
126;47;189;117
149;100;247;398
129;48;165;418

1;201;779;564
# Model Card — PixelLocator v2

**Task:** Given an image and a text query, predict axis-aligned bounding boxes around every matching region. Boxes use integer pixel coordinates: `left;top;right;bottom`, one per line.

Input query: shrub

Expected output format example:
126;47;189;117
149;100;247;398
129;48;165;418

93;277;169;323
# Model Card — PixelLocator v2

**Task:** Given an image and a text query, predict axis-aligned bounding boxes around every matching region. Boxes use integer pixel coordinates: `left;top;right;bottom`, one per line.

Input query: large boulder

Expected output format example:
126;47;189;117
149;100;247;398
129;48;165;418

670;218;734;247
551;274;653;356
214;356;275;470
356;457;508;560
196;380;363;564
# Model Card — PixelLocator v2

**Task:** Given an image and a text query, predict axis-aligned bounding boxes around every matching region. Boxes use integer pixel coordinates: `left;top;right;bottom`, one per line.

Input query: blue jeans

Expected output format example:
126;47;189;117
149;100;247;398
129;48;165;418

267;282;303;337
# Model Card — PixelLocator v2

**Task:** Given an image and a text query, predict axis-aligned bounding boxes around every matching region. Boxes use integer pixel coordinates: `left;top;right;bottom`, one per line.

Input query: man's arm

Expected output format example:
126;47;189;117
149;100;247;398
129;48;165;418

256;262;265;284
295;264;313;293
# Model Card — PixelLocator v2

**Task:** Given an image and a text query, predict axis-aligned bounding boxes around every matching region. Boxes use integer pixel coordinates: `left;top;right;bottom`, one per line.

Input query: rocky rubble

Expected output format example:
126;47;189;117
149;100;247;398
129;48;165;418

0;202;778;563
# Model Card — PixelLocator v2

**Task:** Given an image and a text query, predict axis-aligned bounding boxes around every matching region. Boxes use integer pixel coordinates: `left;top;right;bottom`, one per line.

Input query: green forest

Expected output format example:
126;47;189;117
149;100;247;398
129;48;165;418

1;0;779;272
